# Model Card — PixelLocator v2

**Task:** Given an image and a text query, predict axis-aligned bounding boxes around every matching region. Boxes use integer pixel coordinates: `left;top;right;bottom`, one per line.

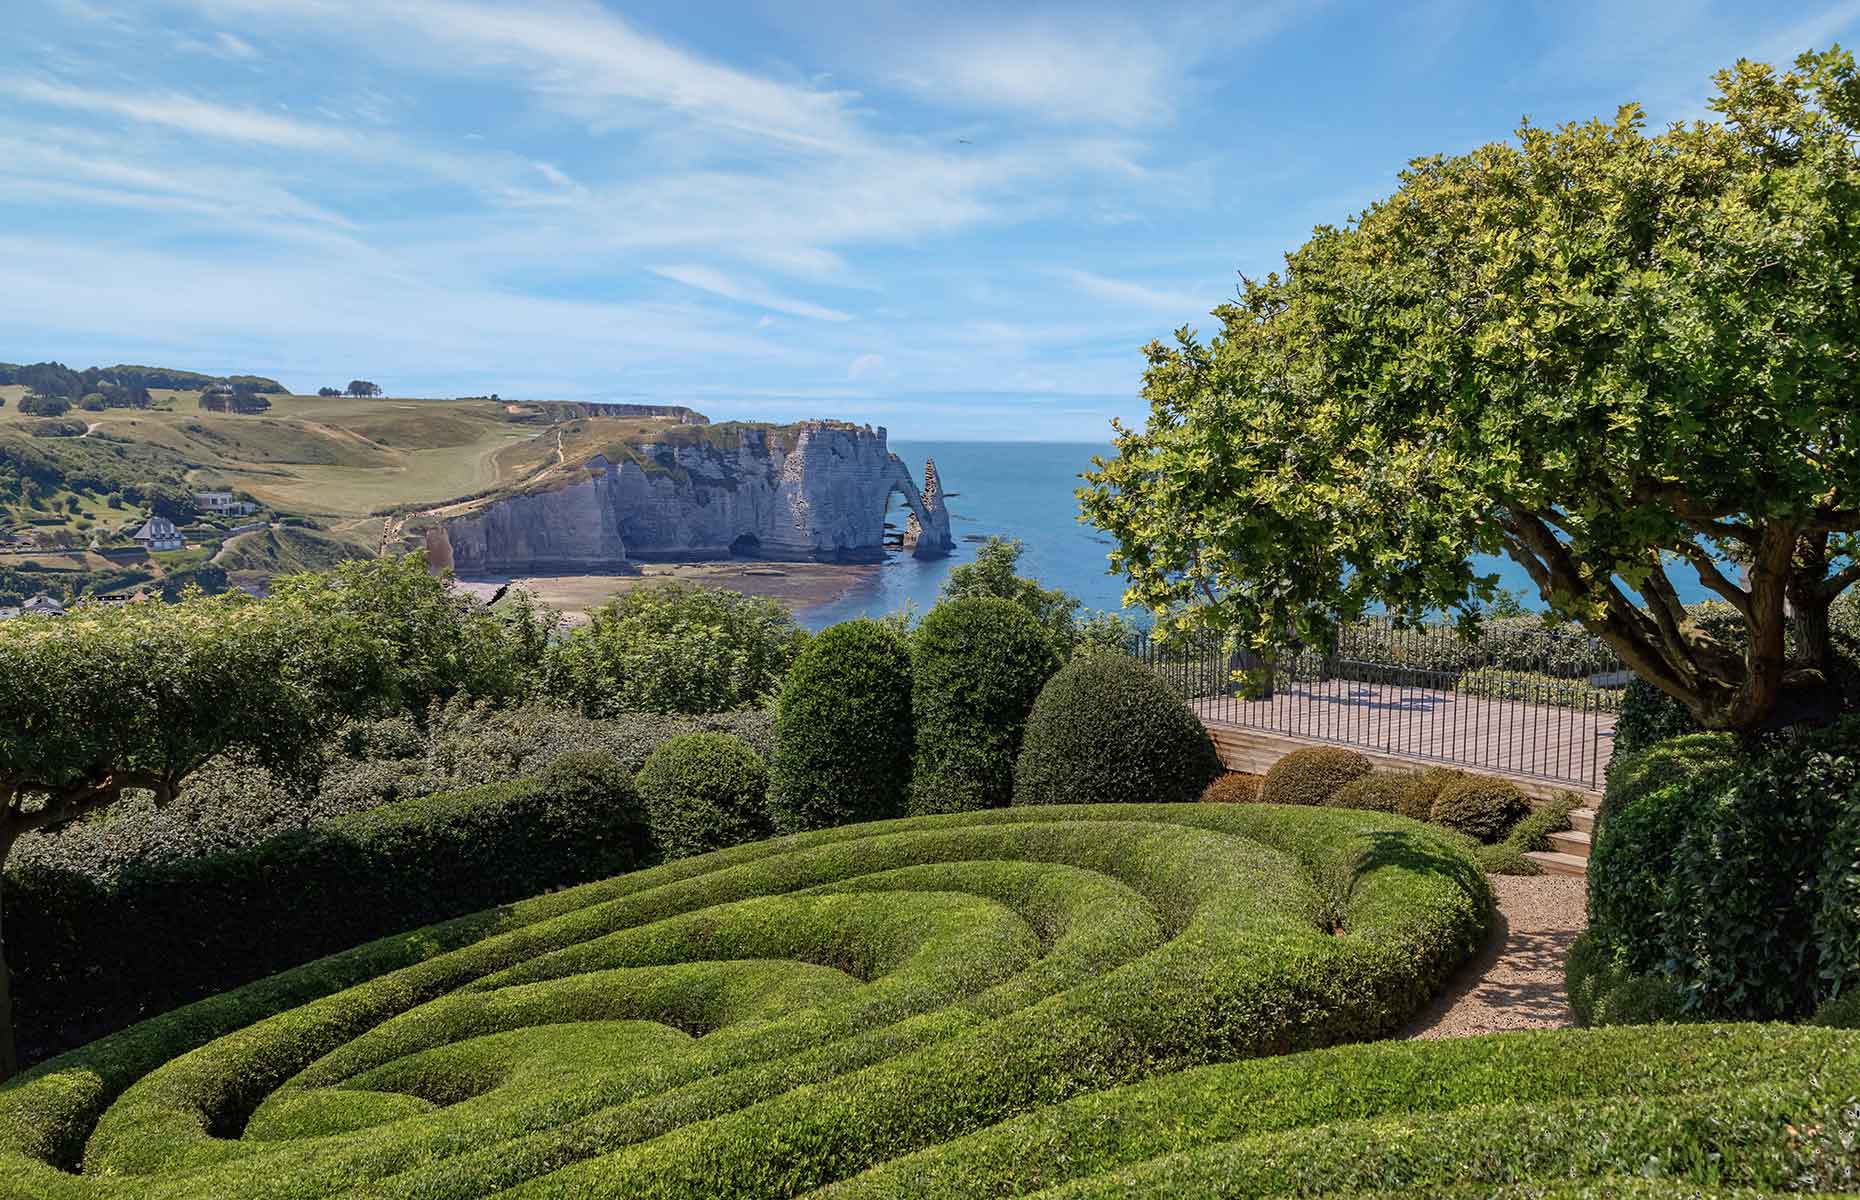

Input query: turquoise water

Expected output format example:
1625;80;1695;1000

796;440;1714;630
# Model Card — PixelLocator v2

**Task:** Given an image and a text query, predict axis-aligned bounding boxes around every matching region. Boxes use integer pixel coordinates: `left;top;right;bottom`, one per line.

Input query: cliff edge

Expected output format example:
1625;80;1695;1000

429;419;952;573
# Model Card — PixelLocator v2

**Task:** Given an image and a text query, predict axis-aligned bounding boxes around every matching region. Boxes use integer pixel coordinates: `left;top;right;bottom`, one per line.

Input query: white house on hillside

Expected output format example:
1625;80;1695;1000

194;491;258;516
133;516;184;552
21;594;65;617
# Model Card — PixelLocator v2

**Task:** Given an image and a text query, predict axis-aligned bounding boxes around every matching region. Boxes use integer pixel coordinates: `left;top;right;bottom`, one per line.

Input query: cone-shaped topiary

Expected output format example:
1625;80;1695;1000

1012;654;1223;807
910;597;1062;815
1259;746;1372;805
1328;771;1415;815
769;619;914;833
1201;772;1261;803
635;732;771;859
1429;774;1532;843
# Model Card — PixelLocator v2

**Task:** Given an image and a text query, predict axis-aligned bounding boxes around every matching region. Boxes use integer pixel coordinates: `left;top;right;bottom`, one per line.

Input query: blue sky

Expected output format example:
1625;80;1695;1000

3;1;1856;439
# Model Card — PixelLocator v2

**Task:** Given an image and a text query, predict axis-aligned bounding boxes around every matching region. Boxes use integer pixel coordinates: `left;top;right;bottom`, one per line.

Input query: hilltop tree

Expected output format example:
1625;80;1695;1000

345;380;382;398
0;594;398;1077
1082;48;1860;734
317;387;341;397
940;537;1082;651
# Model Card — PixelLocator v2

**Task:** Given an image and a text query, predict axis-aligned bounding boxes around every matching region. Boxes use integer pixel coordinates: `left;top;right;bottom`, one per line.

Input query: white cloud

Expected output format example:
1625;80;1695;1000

890;22;1176;128
648;264;853;322
1060;269;1214;316
214;31;260;58
848;353;885;381
3;78;353;149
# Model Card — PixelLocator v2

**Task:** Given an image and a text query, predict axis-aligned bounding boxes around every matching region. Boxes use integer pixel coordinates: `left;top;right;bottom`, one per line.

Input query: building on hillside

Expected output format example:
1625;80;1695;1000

0;604;19;621
21;594;65;617
132;516;184;552
90;589;150;607
194;491;258;516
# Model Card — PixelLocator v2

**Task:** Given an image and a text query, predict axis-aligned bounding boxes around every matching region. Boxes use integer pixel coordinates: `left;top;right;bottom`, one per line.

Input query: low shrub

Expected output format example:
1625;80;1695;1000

768;619;913;833
634;731;772;859
1012;654;1223;807
5;774;648;1066
1258;746;1371;805
1456;667;1622;712
1326;772;1412;815
909;597;1062;814
1428;775;1531;843
1200;773;1260;803
1565;931;1691;1027
0;803;1489;1196
1473;793;1578;875
1400;766;1465;821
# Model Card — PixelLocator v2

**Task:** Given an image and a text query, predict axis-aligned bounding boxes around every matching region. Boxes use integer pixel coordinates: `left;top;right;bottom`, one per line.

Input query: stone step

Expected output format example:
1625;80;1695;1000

1524;849;1589;877
1548;828;1592;858
1568;807;1598;834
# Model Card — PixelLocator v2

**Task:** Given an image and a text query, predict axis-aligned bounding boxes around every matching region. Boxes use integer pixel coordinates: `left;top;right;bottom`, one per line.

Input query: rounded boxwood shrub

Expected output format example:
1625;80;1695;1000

909;596;1062;815
635;732;772;859
1200;773;1260;804
1012;654;1223;806
1328;772;1414;815
1258;746;1371;806
534;749;650;862
1401;767;1466;821
768;619;913;833
1428;775;1531;843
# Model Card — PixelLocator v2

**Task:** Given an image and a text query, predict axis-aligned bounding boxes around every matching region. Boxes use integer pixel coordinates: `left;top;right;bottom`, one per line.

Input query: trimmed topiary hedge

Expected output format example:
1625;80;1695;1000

1200;773;1261;803
1401;766;1465;821
6;766;651;1066
1013;654;1223;806
1327;772;1413;815
909;597;1062;814
1428;774;1531;843
0;803;1490;1197
634;731;772;860
768;619;914;833
1258;746;1372;805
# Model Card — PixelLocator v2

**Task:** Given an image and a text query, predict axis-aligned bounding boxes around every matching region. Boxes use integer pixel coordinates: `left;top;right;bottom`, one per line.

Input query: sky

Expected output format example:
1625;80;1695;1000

3;1;1857;440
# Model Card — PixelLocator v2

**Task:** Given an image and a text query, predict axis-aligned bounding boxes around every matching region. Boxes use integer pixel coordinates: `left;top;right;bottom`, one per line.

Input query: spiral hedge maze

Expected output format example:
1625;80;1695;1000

2;803;1855;1197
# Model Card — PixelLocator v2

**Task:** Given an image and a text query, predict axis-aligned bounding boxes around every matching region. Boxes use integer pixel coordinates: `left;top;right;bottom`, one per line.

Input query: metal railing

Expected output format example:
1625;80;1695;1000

1133;618;1624;788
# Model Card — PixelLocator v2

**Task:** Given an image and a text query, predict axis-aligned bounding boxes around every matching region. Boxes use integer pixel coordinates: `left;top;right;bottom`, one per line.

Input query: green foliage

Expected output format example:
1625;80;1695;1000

1199;772;1259;803
0;803;1489;1196
909;597;1063;814
1013;654;1223;807
1587;720;1860;1019
635;732;772;860
1813;990;1860;1029
5;774;647;1073
1428;775;1531;844
1258;746;1371;806
270;553;552;713
1327;772;1412;815
545;582;807;716
1565;932;1692;1027
14;395;69;418
532;750;648;858
1401;767;1464;821
1471;793;1578;875
1455;667;1621;712
768;620;913;833
939;536;1082;652
1080;49;1860;733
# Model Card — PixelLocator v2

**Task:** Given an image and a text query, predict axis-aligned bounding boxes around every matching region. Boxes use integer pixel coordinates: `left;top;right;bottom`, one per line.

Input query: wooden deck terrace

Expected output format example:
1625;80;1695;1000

1193;682;1615;802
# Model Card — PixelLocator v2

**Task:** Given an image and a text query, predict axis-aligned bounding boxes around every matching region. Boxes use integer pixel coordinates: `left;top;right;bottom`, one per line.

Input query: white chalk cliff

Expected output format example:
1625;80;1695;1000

436;421;952;573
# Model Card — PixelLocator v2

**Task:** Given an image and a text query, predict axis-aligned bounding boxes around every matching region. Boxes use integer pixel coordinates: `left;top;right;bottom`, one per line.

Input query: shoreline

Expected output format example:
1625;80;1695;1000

455;561;881;625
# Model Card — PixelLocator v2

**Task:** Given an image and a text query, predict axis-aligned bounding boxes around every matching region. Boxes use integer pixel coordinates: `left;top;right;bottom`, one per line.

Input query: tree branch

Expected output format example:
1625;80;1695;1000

1671;541;1754;618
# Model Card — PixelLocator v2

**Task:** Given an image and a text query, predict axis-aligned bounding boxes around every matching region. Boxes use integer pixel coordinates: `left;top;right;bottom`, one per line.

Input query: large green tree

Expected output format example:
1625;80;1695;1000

1082;49;1860;732
0;594;395;1077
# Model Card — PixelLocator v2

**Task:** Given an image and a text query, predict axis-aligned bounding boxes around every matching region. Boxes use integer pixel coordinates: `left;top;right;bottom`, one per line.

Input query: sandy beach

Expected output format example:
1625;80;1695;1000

456;561;880;625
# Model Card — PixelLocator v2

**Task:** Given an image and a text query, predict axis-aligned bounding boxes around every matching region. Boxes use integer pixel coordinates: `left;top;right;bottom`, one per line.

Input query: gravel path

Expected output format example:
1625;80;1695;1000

1404;874;1588;1039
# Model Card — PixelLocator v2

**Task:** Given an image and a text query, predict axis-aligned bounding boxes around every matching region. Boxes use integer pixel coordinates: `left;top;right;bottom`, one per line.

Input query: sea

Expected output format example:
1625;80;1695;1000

794;440;1717;631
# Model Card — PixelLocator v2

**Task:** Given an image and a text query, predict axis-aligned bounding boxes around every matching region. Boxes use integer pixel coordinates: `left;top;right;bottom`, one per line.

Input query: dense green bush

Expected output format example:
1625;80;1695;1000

1012;654;1222;806
5;774;648;1066
1455;666;1621;711
1472;793;1579;875
544;582;808;715
1585;719;1860;1019
1428;774;1531;843
909;597;1062;814
634;731;772;859
1565;931;1691;1027
1401;766;1464;821
1326;772;1412;815
0;803;1489;1196
1258;746;1371;805
532;749;648;854
768;619;913;832
1199;772;1260;803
